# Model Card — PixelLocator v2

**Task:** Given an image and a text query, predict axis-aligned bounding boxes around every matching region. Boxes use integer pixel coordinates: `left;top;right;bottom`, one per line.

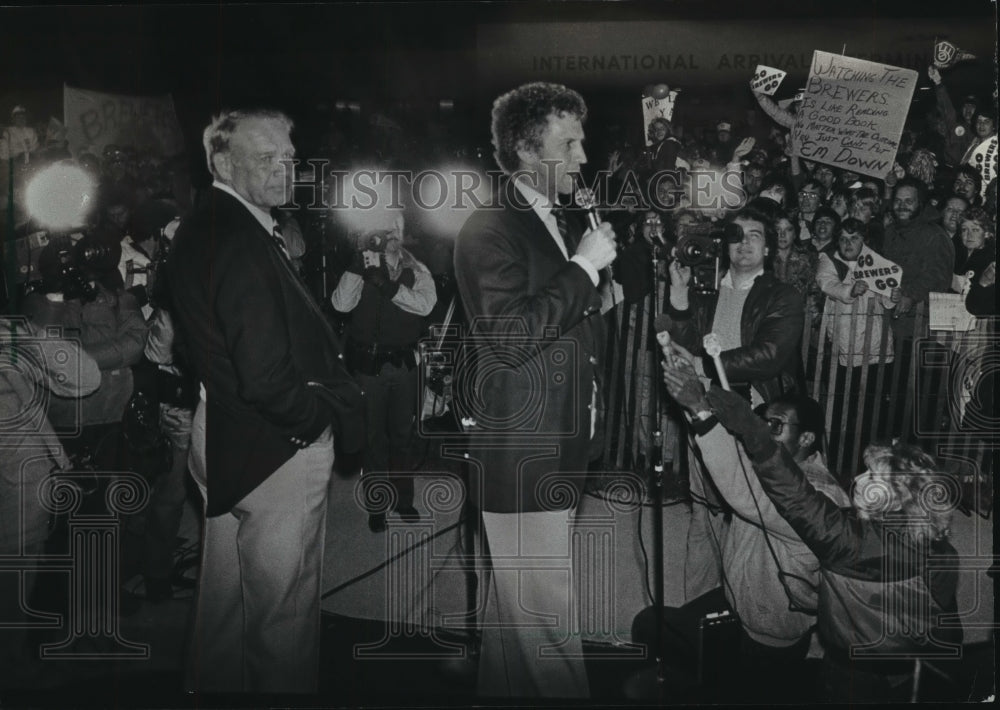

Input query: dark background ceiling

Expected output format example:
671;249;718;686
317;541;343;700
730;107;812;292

1;1;996;165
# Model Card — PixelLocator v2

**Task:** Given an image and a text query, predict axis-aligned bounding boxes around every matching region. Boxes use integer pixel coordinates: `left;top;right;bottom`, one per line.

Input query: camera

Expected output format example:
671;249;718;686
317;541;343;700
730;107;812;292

674;222;746;295
676;225;724;295
354;229;393;253
35;238;121;302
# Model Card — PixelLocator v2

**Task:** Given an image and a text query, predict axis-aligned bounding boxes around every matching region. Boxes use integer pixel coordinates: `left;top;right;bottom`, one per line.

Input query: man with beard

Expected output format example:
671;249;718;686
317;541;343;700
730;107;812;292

881;177;954;343
880;177;954;438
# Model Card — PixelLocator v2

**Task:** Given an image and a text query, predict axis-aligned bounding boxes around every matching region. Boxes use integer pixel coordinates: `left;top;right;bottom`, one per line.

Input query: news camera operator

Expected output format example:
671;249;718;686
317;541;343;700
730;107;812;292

658;205;804;601
330;214;436;532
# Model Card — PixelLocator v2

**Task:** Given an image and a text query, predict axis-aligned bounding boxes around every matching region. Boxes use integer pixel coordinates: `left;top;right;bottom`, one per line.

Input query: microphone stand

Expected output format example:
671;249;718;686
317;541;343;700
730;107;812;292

624;240;669;700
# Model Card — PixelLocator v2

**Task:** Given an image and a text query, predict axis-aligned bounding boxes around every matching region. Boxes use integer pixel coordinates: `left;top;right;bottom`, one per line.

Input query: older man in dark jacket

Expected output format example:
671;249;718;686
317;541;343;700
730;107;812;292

168;109;360;693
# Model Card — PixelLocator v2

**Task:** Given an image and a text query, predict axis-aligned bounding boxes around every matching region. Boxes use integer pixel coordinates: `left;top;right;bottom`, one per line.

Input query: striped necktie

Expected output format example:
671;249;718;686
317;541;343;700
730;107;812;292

271;223;290;259
552;205;577;254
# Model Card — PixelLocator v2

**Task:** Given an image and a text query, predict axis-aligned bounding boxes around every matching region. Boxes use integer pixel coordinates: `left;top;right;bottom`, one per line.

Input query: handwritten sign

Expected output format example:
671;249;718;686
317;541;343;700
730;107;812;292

641;90;679;146
792;51;917;178
63;85;185;158
750;65;787;95
966;135;998;199
851;249;902;297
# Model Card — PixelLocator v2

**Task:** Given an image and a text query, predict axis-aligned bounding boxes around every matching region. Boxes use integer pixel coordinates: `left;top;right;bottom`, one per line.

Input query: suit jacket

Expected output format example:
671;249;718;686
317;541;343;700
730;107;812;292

454;180;606;514
168;187;355;516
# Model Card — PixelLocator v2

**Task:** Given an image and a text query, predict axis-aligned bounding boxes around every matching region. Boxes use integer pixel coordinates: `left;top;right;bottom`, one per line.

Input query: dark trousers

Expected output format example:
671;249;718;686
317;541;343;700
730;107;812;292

142;403;194;586
357;361;418;512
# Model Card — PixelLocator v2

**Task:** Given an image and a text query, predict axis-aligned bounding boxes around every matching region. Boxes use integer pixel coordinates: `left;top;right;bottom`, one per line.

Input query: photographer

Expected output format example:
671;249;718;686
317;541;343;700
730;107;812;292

331;214;436;532
659;205;804;601
22;235;148;473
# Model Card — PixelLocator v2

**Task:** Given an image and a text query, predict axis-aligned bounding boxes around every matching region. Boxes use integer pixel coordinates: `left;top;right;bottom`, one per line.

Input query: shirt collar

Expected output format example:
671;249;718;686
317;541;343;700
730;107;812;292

719;267;764;290
513;176;557;221
213;180;277;234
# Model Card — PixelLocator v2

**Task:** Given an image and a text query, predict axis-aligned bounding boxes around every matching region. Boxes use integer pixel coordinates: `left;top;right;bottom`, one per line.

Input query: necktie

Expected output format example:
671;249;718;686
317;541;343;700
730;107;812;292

552;205;577;255
271;223;290;259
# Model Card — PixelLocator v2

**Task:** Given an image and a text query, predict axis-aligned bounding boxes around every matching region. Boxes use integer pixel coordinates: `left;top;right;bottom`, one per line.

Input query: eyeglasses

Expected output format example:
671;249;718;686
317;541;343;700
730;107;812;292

799;191;820;199
644;219;663;226
765;417;798;435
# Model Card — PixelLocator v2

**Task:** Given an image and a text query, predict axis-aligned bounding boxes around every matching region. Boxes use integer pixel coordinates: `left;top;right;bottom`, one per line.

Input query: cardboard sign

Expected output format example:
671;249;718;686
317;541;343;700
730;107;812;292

641;91;679;146
966;135;998;199
792;51;917;178
933;40;975;69
850;250;902;297
750;65;787;95
63;84;185;158
929;292;976;332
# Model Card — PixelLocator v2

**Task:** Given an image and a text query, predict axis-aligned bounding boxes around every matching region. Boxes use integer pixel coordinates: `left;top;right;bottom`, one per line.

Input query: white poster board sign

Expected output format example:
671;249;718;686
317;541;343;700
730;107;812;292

641;91;679;146
792;51;917;178
851;251;902;297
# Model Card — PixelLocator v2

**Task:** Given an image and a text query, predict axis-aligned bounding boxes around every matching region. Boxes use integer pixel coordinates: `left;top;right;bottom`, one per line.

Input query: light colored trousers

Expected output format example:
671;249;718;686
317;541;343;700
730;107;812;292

478;509;590;699
185;401;334;693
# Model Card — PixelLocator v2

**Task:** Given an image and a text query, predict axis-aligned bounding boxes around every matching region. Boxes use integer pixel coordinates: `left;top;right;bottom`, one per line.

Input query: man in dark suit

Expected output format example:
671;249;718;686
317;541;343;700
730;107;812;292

453;82;617;698
168;109;357;693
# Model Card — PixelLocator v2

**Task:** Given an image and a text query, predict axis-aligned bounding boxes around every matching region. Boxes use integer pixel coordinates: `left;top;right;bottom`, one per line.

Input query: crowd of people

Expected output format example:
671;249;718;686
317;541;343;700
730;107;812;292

0;51;995;704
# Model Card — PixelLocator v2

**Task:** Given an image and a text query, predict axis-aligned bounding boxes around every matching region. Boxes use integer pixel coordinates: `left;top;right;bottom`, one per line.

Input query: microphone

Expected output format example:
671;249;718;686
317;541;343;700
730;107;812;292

702;333;731;391
573;183;602;232
573;177;616;289
654;314;675;367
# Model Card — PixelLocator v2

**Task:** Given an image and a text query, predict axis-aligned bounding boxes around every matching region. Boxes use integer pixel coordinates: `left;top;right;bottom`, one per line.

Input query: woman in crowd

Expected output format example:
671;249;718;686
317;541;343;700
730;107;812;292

814;218;897;470
701;385;962;703
951;206;996;293
848;187;886;252
952;165;983;207
772;212;817;300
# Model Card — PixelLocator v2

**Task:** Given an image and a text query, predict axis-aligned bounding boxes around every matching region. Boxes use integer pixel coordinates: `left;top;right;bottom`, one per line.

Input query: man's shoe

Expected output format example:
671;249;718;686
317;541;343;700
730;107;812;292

368;513;387;533
395;505;420;524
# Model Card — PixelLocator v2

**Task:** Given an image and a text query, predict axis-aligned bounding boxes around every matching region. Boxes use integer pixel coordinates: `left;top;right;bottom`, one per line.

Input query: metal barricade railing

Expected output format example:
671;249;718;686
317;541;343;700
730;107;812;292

602;294;995;516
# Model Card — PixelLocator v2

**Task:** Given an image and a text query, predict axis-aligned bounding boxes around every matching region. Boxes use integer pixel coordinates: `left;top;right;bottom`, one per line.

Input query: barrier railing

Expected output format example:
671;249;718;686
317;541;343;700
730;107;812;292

601;290;995;516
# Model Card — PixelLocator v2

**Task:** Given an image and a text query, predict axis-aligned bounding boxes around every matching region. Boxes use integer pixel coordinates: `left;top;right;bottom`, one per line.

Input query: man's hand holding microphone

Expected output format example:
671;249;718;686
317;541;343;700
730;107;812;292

575;221;618;271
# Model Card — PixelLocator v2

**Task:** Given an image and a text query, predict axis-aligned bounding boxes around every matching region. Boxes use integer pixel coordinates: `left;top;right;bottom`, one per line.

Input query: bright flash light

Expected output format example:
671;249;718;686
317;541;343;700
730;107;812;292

413;164;492;239
24;162;96;230
332;166;405;237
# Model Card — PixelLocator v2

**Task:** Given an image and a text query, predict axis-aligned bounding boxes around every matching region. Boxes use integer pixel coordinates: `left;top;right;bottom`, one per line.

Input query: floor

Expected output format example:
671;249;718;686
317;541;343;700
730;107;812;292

0;443;994;708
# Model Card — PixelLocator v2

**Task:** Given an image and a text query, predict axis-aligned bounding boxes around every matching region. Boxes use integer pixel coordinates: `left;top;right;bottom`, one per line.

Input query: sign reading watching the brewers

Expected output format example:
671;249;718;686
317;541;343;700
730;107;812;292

792;51;917;178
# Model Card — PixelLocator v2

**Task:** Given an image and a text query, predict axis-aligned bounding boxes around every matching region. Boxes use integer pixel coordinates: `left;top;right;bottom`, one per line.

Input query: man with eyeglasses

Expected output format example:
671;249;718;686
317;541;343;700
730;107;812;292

796;179;824;246
632;342;848;703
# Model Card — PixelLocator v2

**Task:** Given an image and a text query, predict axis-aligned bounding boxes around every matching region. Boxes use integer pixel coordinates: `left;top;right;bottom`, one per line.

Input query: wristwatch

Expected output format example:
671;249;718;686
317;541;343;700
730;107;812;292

689;407;718;435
